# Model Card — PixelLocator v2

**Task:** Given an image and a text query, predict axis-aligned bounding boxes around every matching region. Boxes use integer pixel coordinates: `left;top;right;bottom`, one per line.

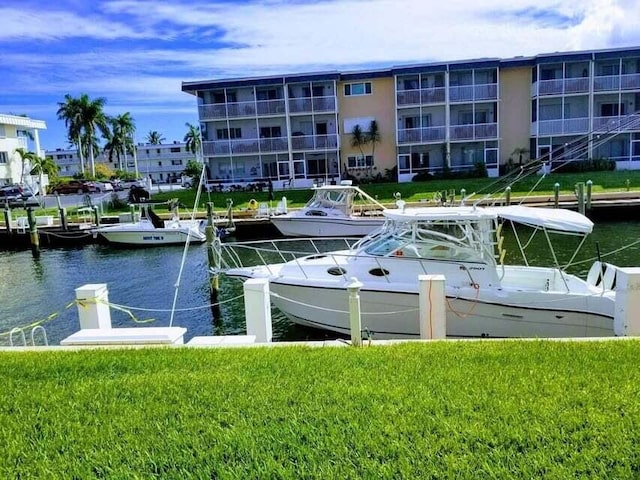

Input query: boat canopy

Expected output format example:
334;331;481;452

383;206;497;222
488;205;594;234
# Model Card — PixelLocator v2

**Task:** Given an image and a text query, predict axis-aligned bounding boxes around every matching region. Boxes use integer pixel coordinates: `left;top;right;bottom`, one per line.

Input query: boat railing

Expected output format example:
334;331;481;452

218;237;361;273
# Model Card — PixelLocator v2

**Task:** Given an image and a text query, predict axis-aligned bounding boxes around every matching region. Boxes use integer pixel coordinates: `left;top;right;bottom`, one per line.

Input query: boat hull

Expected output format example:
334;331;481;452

271;216;384;237
97;228;205;246
267;281;614;339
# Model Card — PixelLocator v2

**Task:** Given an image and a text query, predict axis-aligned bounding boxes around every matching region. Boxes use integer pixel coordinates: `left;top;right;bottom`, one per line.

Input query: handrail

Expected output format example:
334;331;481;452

9;327;26;347
30;325;48;346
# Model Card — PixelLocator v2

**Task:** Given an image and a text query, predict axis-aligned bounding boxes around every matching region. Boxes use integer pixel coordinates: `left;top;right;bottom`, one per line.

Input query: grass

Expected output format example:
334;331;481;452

154;170;640;210
2;341;640;478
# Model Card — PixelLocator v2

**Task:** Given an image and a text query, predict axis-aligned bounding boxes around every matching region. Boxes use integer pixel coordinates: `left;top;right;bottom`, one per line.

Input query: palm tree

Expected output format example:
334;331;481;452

30;155;59;200
365;120;381;169
184;122;202;159
145;130;165;145
14;147;34;184
350;125;367;165
57;94;109;177
103;120;126;170
110;113;136;173
57;94;85;174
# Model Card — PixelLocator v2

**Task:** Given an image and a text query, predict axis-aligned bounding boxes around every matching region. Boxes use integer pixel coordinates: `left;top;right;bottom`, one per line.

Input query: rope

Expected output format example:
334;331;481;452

446;284;481;318
0;300;76;338
565;238;640;268
269;291;419;315
107;294;245;313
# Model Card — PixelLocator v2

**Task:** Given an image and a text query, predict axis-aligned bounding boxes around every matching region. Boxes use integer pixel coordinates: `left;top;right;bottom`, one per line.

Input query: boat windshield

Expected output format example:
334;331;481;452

306;189;353;214
361;217;495;263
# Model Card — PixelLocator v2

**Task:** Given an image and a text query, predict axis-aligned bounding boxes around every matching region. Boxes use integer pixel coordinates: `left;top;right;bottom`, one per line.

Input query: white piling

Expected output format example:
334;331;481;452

418;275;446;339
243;278;272;343
75;283;112;330
613;267;640;336
346;277;363;346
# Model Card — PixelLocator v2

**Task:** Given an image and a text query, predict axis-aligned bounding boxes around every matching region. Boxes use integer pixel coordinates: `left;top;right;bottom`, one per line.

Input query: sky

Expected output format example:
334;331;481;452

2;0;640;151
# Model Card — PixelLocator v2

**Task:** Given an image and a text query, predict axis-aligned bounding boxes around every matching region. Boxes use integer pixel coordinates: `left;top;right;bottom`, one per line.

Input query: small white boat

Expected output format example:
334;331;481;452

94;203;206;246
222;204;622;339
270;181;385;237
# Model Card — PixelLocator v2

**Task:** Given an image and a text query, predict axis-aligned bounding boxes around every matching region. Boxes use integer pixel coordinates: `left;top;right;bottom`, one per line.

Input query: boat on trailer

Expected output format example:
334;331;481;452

222;204;622;339
94;203;206;246
270;181;385;237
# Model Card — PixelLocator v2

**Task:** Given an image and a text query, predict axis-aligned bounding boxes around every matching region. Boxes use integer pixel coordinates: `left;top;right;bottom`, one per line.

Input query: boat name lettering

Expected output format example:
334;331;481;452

460;266;485;271
143;236;165;241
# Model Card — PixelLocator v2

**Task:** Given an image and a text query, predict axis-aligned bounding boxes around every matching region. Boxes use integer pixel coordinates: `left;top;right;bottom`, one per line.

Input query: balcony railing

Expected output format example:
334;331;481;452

531;117;590;136
592;114;640;133
199;99;286;120
532;78;590;96
291;134;338;151
449;84;497;102
397;126;446;144
397;87;446;106
288;96;336;113
594;73;640;92
450;123;497;140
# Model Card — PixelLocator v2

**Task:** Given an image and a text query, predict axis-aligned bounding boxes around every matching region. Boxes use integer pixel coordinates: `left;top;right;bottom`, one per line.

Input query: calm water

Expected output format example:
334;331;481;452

2;221;640;346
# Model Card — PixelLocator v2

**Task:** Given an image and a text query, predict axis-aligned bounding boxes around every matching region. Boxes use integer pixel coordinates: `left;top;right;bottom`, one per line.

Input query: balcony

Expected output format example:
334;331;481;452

397;87;446;106
199;99;286;120
594;73;640;92
288;96;336;113
532;78;590;97
531;117;590;136
592;114;640;133
450;123;497;140
397;126;446;144
291;134;338;151
449;84;497;103
203;136;289;156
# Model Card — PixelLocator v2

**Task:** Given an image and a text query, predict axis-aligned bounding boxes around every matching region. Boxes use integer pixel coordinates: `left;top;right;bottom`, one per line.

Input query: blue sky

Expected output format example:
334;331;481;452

2;0;640;151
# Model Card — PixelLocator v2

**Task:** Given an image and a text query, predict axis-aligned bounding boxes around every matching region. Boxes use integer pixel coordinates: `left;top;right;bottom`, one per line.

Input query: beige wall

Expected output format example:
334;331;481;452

499;66;532;165
337;76;396;175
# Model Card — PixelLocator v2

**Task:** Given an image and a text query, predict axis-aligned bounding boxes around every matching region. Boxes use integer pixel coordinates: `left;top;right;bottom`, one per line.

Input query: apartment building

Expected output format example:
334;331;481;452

0;113;47;186
47;141;195;183
182;46;640;185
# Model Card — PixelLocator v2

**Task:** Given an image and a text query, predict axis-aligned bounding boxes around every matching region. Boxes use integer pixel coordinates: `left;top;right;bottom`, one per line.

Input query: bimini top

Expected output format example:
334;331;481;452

487;205;594;234
382;205;594;234
383;206;498;222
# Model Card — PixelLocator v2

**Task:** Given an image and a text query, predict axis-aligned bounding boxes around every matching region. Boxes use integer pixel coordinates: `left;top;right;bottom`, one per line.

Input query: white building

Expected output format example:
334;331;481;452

46;141;195;183
0;113;47;186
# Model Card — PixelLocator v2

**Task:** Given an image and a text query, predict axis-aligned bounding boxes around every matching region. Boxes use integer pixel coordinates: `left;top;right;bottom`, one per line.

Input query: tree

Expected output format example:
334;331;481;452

104;113;136;172
56;94;85;174
30;155;59;198
14;148;34;184
184;122;202;159
511;147;530;166
145;130;165;145
57;94;110;177
350;124;367;161
365;120;381;168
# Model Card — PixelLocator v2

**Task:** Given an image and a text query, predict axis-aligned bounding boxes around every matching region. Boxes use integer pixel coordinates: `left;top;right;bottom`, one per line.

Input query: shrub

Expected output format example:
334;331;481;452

553;158;616;173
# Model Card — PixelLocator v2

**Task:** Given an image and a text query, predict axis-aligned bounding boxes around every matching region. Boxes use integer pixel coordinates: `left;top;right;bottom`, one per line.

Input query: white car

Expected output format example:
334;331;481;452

94;181;114;193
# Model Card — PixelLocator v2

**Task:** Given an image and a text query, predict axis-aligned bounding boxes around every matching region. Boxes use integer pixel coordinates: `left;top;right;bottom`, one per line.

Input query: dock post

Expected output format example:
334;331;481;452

505;186;511;206
75;283;112;330
243;278;272;343
205;202;221;320
460;188;466;206
92;206;100;226
418;275;447;339
26;207;40;258
576;182;585;215
4;207;11;234
553;183;560;208
346;277;363;346
55;193;67;231
586;180;593;211
613;268;640;336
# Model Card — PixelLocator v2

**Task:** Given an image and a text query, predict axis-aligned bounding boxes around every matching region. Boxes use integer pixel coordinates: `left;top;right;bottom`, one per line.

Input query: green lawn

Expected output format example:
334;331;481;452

2;341;640;478
154;170;640;210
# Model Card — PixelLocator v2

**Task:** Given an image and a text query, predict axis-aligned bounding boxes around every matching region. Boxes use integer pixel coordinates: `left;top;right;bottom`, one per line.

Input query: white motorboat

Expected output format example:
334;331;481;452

94;204;206;246
222;204;622;339
270;181;385;237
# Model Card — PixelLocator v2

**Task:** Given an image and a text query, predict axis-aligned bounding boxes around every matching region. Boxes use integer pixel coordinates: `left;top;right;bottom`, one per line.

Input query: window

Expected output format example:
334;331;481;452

170;147;181;153
347;155;373;168
213;92;225;104
312;85;325;97
601;103;623;116
0;152;7;164
171;160;183;166
259;126;282;138
344;82;372;96
158;161;162;166
217;128;242;139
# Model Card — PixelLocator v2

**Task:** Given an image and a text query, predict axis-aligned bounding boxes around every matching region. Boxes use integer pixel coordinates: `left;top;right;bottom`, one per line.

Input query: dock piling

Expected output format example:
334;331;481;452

243;278;272;343
553;183;560;208
505;186;511;205
26;207;40;258
586;180;593;211
576;182;585;215
418;275;447;339
206;202;221;320
4;207;11;234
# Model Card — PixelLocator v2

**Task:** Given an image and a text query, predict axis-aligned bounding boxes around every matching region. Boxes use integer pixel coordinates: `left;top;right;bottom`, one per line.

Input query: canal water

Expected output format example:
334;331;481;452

2;220;640;346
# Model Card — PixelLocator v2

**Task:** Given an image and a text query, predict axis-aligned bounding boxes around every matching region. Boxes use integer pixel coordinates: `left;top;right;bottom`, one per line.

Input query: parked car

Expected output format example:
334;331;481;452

94;181;114;193
0;185;29;202
52;180;93;195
